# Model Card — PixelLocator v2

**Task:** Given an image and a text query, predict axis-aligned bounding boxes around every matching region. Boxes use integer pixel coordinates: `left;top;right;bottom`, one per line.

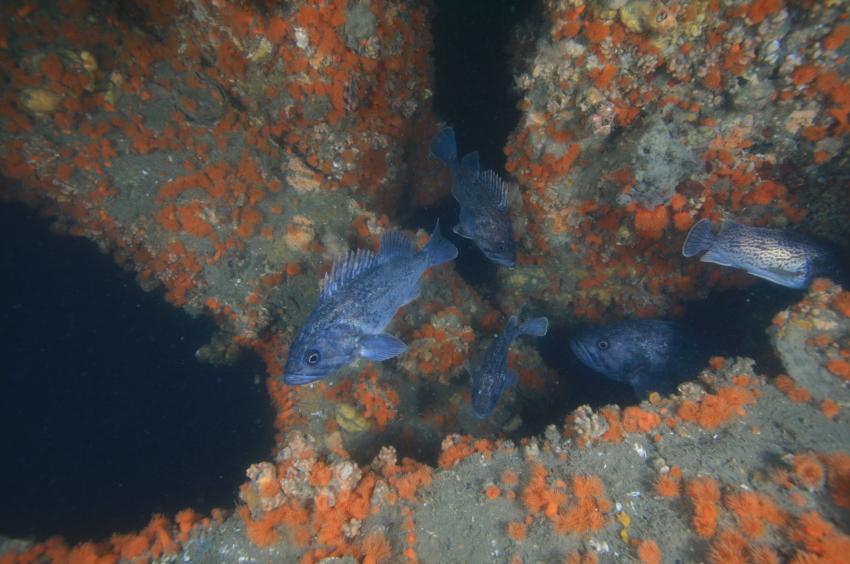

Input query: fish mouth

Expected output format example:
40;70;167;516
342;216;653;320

283;370;320;386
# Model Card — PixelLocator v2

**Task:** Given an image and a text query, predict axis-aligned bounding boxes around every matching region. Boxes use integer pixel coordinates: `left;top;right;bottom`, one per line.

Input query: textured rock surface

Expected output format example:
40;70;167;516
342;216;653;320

498;0;850;324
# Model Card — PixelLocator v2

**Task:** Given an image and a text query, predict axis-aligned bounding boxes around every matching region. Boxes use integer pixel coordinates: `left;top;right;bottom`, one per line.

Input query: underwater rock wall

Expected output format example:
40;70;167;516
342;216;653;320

0;0;443;370
499;0;850;323
3;280;849;563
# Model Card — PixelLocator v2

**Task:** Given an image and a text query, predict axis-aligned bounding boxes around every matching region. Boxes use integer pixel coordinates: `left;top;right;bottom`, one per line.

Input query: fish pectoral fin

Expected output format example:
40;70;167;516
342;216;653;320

699;249;734;267
626;369;650;398
506;370;519;389
360;333;407;361
744;267;803;288
631;379;653;400
453;223;473;239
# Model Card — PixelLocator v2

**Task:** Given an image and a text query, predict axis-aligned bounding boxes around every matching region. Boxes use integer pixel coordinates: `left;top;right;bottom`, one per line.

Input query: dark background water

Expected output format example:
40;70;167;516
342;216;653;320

0;202;275;542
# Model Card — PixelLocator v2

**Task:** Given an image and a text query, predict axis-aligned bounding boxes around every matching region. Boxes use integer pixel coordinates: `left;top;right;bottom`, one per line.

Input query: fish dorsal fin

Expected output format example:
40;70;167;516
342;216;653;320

478;170;509;209
378;231;415;262
319;248;378;301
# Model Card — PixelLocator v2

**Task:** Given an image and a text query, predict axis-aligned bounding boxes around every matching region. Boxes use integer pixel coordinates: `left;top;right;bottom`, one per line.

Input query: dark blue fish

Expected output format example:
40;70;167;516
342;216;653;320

682;219;834;289
431;127;516;267
569;320;700;399
284;221;458;385
470;316;548;418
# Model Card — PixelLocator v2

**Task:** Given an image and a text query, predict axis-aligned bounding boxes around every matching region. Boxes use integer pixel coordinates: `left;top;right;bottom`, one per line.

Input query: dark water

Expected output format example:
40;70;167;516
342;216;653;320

0;202;275;542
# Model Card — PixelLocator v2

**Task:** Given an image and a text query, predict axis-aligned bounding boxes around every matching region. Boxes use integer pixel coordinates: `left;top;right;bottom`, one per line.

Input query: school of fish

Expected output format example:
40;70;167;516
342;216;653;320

282;125;840;419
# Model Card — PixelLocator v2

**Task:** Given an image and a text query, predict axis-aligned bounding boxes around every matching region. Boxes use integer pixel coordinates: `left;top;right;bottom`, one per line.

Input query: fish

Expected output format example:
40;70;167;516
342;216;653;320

569;319;701;399
682;218;834;289
469;315;548;419
284;221;458;385
431;127;517;267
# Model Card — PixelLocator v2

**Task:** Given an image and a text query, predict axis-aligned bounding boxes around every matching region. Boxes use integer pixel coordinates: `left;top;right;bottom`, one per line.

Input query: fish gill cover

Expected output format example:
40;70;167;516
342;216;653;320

1;0;850;562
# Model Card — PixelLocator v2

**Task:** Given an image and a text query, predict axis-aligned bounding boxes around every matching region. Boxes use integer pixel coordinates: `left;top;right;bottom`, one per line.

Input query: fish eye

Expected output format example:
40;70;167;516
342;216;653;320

596;339;609;350
305;350;321;366
496;242;505;252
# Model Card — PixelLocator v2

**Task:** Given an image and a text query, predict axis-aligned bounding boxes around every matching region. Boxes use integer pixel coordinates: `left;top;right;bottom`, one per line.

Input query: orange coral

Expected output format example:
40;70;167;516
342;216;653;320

600;406;625;442
704;65;723;89
824;453;850;509
522;463;566;516
553;475;610;534
824;24;850;50
507;521;527;541
636;539;661;564
676;384;756;429
584;20;610;43
673;211;694;231
391;461;433;501
747;0;783;24
821;399;839;418
354;369;400;429
707;528;748;564
793;453;826;491
622;407;661;433
633;205;669;240
826;359;850;381
745;180;786;206
788;511;850;561
362;530;392;564
438;435;475;469
502;469;519;487
655;475;680;497
238;506;280;547
774;374;812;403
725;490;786;539
831;291;850;317
685;477;721;538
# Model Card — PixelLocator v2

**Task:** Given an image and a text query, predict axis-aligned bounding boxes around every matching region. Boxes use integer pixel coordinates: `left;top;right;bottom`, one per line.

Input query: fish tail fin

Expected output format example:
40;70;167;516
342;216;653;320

431;127;457;166
423;219;459;267
519;317;549;337
682;218;716;257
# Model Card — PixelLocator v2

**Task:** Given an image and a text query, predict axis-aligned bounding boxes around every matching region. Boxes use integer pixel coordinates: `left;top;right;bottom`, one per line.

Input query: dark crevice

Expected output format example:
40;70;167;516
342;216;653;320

430;0;537;170
0;202;275;543
401;0;539;307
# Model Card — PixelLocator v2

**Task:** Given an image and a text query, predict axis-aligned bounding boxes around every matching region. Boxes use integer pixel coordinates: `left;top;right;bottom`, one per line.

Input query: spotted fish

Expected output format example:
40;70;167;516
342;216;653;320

470;315;548;418
682;219;834;289
284;221;458;385
431;127;516;267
